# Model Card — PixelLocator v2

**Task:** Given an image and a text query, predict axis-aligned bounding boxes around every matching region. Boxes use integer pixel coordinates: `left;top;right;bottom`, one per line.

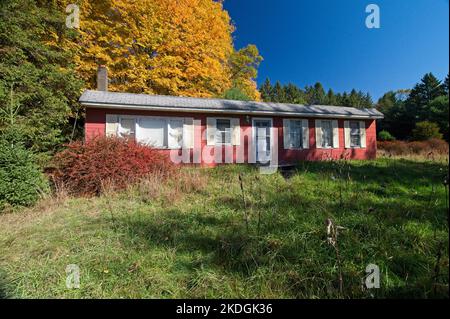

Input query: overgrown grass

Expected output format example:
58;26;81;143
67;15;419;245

0;158;448;298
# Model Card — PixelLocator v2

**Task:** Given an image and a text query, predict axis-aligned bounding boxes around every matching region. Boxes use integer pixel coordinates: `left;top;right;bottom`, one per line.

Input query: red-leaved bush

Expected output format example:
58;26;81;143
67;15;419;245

52;136;175;195
377;138;449;156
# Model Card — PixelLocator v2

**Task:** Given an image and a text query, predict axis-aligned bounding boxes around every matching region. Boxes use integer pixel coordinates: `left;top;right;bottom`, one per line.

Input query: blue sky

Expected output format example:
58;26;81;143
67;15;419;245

223;0;449;100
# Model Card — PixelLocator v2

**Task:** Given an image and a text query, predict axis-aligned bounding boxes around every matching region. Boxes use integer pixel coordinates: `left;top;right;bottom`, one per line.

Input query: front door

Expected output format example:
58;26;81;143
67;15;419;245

253;119;272;164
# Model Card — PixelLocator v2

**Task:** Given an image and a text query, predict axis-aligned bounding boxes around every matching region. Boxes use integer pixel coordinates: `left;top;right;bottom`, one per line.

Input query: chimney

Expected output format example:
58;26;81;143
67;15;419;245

97;65;108;91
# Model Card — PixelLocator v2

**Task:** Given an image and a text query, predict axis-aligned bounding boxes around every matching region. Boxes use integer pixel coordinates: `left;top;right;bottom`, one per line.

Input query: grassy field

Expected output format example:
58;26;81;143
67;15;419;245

0;157;448;298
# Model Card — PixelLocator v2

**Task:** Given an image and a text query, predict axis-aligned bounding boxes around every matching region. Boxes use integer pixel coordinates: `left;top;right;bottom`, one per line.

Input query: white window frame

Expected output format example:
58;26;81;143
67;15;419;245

214;118;233;146
117;115;137;139
117;115;185;150
320;120;334;149
288;119;303;149
349;120;361;148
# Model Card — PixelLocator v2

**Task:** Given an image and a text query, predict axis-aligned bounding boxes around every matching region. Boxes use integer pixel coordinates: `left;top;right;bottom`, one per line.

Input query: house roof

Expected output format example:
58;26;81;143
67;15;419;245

79;90;384;119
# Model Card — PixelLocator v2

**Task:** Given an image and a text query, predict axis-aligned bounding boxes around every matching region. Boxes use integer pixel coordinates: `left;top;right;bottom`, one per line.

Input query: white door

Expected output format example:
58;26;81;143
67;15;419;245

253;119;272;164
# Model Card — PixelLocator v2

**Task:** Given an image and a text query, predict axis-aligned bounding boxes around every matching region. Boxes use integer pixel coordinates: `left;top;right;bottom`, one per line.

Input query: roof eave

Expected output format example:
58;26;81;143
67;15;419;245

80;102;384;120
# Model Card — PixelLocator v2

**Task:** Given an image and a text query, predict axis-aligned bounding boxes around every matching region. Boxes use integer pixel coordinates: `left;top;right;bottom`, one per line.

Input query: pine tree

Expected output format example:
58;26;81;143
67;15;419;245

312;82;326;105
326;89;337;105
284;83;304;104
272;81;286;103
260;78;273;102
407;73;445;111
443;73;449;95
363;93;373;107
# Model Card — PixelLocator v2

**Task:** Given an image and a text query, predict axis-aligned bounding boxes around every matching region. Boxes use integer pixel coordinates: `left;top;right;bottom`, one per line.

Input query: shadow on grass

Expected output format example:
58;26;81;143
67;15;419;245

111;159;448;298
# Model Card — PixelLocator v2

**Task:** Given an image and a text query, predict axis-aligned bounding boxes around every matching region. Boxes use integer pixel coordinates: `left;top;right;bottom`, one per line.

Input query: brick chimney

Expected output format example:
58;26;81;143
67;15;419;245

97;65;108;91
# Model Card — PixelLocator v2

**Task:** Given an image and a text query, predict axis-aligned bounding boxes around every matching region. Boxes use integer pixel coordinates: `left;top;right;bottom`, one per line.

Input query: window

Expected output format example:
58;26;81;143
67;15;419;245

137;118;166;148
167;119;183;149
349;121;361;147
119;118;136;140
321;120;333;148
119;116;185;149
289;120;303;149
215;119;232;145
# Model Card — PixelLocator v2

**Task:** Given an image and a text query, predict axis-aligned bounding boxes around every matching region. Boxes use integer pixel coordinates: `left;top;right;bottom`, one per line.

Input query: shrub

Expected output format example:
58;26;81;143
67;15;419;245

53;136;175;196
426;138;449;154
378;130;395;141
408;141;428;154
412;121;443;141
377;140;408;155
0;131;49;210
378;139;449;157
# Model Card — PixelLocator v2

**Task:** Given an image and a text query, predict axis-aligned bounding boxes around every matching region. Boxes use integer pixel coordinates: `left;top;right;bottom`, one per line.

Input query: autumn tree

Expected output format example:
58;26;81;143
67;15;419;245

228;44;263;100
58;0;261;99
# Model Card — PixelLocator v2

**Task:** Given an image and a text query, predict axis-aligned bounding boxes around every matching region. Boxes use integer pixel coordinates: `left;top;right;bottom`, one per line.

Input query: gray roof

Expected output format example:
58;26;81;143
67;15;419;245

79;90;384;119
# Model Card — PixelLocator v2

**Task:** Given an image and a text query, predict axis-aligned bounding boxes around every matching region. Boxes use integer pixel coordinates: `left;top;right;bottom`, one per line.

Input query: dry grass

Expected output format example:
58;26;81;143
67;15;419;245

377;139;449;162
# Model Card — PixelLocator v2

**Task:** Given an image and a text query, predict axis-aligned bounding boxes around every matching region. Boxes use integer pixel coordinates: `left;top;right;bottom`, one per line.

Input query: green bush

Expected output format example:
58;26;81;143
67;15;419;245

0;131;49;210
412;121;443;141
378;130;395;141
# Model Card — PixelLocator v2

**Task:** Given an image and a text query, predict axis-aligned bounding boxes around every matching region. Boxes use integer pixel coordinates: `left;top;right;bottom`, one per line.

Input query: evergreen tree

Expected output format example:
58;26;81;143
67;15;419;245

0;0;83;155
341;92;349;106
348;89;360;107
377;91;397;113
334;93;343;106
311;82;326;105
260;78;273;102
427;95;449;141
443;73;449;95
363;92;374;107
272;81;286;103
406;73;446;117
284;83;305;104
326;89;337;105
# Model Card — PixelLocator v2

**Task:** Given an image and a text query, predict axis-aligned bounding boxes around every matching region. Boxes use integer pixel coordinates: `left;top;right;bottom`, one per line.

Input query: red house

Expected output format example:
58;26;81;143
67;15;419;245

80;67;383;166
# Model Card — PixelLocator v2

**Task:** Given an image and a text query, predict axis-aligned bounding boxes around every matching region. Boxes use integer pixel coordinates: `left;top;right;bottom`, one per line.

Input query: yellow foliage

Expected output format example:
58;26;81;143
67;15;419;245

58;0;260;99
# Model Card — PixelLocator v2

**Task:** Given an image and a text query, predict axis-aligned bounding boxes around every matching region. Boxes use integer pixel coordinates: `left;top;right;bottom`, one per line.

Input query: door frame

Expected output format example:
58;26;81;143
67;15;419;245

252;117;273;164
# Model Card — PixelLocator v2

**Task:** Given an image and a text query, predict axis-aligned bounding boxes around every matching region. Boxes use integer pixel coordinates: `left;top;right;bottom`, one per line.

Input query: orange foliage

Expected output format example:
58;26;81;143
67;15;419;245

56;0;260;99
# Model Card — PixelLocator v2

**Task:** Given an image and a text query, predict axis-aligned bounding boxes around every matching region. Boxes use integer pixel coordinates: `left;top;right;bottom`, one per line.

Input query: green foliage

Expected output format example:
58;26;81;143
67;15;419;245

0;0;84;154
412;121;443;141
377;73;448;141
407;73;446;117
259;79;373;107
427;95;449;141
228;44;263;100
259;78;273;102
229;44;263;83
378;130;396;141
0;130;49;210
223;87;251;101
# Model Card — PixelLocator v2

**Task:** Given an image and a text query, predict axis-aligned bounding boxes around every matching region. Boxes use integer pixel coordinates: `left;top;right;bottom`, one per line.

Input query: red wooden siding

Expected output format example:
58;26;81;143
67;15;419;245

85;107;377;165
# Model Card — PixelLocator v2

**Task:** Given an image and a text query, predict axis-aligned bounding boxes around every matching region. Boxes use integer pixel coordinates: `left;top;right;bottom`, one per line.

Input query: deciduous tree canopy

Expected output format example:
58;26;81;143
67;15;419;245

58;0;261;99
